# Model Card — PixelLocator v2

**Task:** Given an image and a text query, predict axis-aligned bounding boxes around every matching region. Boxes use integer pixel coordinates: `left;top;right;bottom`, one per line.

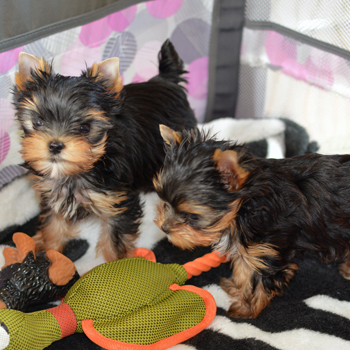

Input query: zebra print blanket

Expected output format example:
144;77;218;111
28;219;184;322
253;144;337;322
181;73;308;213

2;118;347;350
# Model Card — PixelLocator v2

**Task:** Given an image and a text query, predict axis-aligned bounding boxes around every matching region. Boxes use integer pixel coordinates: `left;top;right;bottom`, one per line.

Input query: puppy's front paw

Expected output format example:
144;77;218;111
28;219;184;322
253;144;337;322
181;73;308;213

339;259;350;280
220;276;273;319
220;277;256;318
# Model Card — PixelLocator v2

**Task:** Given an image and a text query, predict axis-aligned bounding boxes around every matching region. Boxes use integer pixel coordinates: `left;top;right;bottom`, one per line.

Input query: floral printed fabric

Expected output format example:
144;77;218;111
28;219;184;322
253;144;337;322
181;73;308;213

0;0;214;183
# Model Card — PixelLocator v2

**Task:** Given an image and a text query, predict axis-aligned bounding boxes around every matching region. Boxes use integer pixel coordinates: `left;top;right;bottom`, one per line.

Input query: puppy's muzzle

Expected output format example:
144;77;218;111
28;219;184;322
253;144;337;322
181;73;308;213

161;224;171;235
49;141;65;155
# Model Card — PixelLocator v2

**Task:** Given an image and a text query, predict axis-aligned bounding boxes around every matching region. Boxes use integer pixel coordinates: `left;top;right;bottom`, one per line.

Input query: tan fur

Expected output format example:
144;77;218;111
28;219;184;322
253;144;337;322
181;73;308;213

87;190;127;218
220;243;298;318
163;223;222;250
153;172;163;192
31;174;128;258
87;109;110;123
235;243;280;272
89;58;123;95
156;183;298;318
338;257;350;280
155;199;241;250
221;276;274;318
96;221;136;262
221;242;281;318
213;149;250;191
33;212;77;252
177;202;211;216
89;63;99;77
19;95;40;114
15;53;52;90
21;133;107;178
159;124;182;145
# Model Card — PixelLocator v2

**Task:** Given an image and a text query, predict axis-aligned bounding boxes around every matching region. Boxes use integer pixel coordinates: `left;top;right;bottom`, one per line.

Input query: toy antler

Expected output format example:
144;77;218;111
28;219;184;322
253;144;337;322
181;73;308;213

0;232;79;311
2;232;36;268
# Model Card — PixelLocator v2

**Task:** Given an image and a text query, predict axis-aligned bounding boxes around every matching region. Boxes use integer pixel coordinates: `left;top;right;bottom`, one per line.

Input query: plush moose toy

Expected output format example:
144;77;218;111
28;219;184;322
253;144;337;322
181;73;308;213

0;233;225;350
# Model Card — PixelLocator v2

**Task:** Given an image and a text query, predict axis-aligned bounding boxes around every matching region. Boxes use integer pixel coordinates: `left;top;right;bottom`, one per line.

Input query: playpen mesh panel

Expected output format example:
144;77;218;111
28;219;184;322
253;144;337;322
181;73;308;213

245;0;350;51
236;0;350;154
0;0;214;186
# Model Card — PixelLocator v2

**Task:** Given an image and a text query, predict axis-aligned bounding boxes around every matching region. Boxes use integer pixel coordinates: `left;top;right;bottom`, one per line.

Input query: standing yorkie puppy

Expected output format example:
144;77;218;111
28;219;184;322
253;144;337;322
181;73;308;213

154;125;350;318
13;40;197;262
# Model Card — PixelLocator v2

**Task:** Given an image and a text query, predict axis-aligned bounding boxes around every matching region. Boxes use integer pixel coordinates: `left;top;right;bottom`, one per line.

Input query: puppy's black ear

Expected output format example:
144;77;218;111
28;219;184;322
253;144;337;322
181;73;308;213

15;52;52;90
88;57;123;95
213;149;249;191
159;125;182;145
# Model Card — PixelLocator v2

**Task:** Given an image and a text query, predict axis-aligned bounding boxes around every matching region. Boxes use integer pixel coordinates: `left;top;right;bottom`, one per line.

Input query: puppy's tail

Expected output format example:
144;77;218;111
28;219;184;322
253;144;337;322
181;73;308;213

157;39;188;85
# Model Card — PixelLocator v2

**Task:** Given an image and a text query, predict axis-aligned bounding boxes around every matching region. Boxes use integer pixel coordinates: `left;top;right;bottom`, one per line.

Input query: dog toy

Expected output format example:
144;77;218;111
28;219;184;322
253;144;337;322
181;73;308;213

0;233;227;350
0;232;79;311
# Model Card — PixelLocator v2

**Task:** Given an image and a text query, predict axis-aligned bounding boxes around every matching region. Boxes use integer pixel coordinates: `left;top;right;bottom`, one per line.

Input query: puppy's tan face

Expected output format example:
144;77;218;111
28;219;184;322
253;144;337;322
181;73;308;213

14;53;123;179
21;131;107;179
154;198;240;250
18;96;109;178
154;127;250;251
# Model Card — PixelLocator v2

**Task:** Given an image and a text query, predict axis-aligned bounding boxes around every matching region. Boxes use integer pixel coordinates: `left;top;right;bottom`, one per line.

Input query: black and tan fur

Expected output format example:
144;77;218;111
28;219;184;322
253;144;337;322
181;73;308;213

13;40;197;262
154;125;350;318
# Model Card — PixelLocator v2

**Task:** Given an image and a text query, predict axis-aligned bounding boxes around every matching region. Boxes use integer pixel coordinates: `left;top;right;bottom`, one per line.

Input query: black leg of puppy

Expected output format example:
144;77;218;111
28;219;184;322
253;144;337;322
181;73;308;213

13;40;197;261
154;125;350;318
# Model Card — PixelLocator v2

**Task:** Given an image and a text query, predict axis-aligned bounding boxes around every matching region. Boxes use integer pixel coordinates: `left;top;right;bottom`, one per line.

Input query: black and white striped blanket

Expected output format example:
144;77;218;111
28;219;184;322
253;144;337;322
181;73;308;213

2;118;345;350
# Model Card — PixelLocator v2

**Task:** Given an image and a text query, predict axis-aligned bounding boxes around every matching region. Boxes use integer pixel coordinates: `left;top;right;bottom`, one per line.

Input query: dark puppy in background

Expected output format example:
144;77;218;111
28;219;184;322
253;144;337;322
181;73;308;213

13;40;197;261
154;125;350;318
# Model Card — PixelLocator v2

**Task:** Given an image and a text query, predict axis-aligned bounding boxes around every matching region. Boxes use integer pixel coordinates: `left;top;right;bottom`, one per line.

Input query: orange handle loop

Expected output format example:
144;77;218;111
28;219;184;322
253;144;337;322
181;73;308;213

133;248;157;262
182;251;228;280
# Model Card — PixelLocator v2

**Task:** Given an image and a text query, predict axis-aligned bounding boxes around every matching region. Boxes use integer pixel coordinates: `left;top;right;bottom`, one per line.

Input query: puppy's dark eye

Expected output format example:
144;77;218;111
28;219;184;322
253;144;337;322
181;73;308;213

189;213;200;222
180;212;199;223
79;124;90;134
179;212;188;221
33;119;44;127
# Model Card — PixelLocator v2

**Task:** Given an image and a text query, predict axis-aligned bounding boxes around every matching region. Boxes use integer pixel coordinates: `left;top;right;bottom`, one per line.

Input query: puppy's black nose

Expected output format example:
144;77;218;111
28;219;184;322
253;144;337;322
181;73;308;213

49;141;65;154
161;225;170;235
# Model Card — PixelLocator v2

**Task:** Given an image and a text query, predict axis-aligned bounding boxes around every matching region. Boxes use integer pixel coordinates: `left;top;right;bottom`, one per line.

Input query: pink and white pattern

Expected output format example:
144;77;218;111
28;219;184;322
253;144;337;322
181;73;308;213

0;0;214;184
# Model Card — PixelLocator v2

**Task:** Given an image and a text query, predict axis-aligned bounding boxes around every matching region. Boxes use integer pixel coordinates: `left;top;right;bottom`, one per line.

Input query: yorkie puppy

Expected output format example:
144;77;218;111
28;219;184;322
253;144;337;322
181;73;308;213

154;125;350;318
13;40;197;262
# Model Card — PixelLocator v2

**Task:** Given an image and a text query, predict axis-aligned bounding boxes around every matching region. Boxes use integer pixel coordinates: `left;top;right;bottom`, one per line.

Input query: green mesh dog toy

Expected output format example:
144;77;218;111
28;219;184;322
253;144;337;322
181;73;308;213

0;233;226;350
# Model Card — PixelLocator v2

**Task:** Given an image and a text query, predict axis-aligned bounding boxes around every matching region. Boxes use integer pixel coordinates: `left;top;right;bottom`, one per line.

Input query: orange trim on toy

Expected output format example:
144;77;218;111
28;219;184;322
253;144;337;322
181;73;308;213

47;302;77;339
81;284;216;350
183;251;228;279
132;248;156;262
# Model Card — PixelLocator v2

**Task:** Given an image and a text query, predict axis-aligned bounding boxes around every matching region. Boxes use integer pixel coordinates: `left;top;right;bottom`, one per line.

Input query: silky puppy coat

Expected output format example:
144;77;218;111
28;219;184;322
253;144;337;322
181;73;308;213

154;125;350;318
13;40;197;261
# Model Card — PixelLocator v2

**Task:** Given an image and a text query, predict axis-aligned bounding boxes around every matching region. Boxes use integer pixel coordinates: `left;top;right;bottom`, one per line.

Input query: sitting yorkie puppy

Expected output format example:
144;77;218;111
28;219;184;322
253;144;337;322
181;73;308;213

154;125;350;318
13;40;197;262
